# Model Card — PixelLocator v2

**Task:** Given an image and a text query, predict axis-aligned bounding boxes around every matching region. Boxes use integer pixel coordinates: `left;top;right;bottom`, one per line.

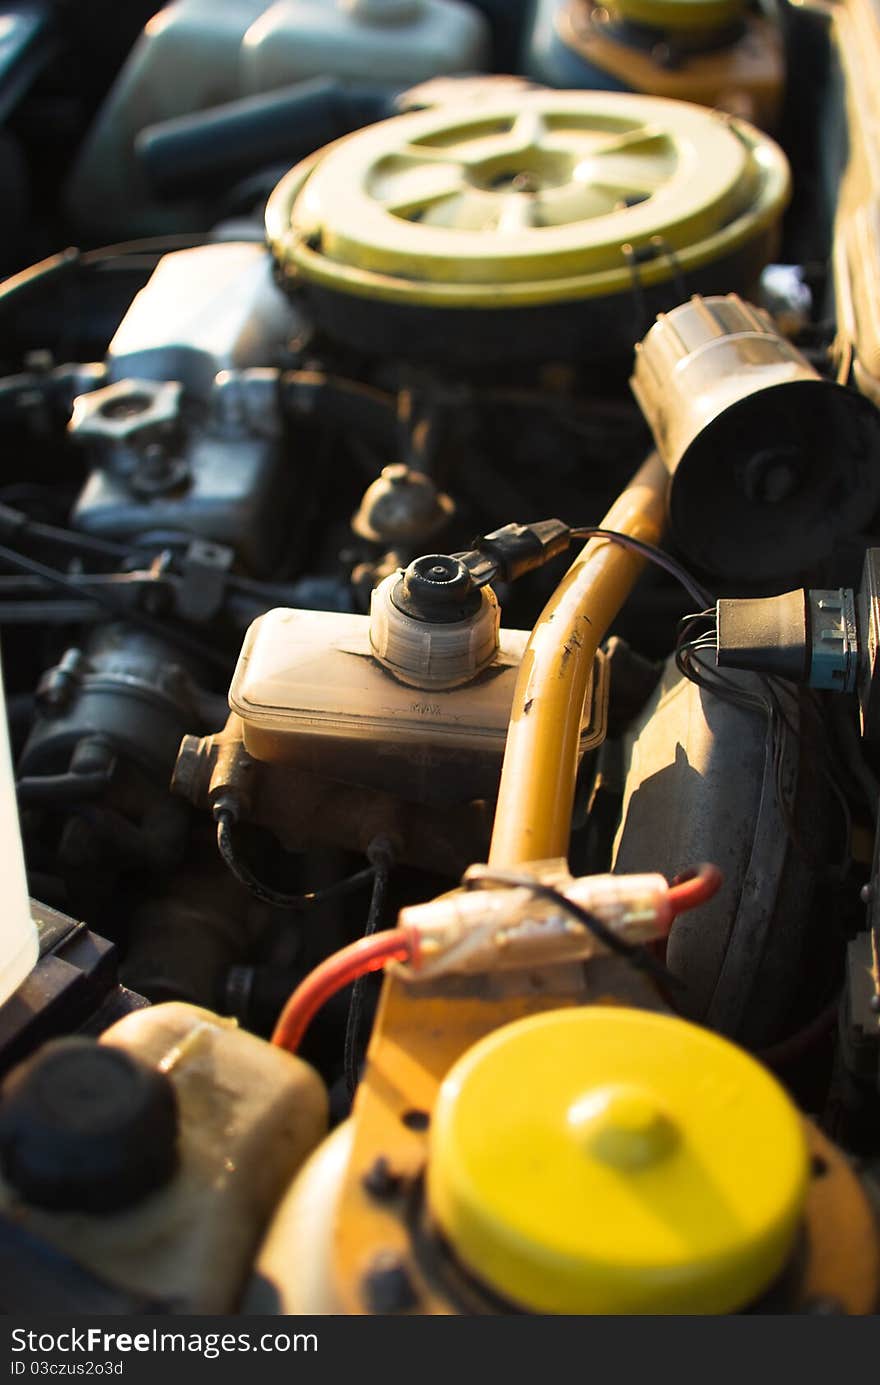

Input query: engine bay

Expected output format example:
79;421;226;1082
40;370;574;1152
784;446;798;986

0;0;879;1317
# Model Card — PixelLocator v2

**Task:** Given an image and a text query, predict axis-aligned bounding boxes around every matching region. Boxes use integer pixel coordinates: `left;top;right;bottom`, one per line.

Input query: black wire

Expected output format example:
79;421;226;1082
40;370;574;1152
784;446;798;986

214;809;377;911
569;527;715;609
0;504;129;561
0;237;215;316
463;865;687;1004
0;540;231;671
674;618;851;879
0;502;347;632
343;841;395;1098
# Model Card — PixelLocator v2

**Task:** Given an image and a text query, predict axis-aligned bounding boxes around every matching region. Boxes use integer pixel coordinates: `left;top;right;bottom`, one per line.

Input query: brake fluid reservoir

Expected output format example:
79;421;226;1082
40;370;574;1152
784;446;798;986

0;650;38;1004
228;605;608;806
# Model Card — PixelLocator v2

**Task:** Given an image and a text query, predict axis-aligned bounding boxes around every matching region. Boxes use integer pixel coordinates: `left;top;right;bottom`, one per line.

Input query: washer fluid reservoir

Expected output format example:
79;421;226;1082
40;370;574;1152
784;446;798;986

239;0;490;94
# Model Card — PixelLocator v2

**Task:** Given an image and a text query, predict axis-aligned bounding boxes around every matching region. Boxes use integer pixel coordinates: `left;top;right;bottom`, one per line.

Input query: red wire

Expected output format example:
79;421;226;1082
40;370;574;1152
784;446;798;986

667;863;723;917
271;928;412;1053
272;865;721;1053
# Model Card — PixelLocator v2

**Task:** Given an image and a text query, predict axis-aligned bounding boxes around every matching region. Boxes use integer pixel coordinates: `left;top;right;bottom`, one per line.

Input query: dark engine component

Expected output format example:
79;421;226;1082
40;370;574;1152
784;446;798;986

21;625;202;791
17;626;204;904
613;657;839;1047
631;293;880;583
1;12;880;1316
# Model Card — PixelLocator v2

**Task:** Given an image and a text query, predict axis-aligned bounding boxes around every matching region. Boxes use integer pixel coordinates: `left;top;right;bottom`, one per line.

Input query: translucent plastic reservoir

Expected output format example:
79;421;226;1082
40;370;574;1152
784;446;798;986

0;651;38;1003
229;607;608;805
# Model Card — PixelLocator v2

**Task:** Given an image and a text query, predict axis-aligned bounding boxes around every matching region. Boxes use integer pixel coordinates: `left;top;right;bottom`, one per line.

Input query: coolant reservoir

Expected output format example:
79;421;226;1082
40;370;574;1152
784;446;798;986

66;0;489;238
228;605;608;805
0;1003;327;1312
240;0;490;93
0;651;38;1004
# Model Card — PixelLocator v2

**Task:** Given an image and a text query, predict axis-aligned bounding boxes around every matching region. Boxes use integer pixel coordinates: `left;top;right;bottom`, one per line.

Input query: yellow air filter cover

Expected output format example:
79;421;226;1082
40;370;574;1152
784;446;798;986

427;1007;808;1314
266;89;789;310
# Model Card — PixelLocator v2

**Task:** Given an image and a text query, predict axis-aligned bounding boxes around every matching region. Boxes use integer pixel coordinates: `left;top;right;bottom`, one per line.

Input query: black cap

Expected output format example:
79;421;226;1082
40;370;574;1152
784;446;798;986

391;554;480;623
0;1037;178;1214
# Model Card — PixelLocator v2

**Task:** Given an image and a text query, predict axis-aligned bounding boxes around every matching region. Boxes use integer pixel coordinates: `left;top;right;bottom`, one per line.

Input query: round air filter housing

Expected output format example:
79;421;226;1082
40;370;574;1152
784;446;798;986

266;88;790;363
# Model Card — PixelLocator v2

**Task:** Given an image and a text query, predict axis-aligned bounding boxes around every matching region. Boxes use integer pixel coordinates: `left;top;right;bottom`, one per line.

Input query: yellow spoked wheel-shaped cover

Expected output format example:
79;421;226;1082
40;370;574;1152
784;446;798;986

428;1007;808;1314
266;89;789;309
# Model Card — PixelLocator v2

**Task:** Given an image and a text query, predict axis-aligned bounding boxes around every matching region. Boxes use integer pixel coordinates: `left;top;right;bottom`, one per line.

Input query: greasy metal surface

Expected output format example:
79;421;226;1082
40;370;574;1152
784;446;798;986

172;714;493;878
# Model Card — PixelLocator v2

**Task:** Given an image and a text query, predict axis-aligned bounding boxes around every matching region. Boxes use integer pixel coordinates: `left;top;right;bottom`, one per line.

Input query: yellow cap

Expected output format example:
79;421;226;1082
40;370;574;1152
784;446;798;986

428;1008;808;1314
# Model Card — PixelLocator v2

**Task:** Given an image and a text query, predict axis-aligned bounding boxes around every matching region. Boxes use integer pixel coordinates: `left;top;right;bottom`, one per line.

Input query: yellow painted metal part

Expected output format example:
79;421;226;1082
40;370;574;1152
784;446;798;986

324;960;666;1313
489;450;668;867
291;454;874;1315
255;968;880;1313
266;90;790;308
427;1007;809;1314
313;458;670;1308
613;0;745;30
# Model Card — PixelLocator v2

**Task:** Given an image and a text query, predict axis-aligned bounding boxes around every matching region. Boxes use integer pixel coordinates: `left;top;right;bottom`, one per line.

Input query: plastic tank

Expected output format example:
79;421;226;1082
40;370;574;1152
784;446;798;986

66;0;489;238
240;0;491;94
0;1003;328;1311
66;0;270;235
0;650;38;1004
228;606;607;805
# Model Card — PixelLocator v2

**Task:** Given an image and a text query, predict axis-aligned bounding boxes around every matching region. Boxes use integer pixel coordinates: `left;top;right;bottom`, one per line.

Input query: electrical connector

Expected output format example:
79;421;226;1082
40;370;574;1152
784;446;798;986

452;519;571;591
391;864;674;982
715;585;858;692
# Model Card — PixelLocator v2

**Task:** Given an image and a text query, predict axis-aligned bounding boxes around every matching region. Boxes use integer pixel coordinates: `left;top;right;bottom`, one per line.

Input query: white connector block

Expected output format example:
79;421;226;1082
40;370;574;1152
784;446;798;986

394;867;672;981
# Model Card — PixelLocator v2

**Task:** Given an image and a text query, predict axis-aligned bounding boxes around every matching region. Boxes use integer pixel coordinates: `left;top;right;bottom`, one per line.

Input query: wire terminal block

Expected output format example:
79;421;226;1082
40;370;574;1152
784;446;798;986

392;864;674;982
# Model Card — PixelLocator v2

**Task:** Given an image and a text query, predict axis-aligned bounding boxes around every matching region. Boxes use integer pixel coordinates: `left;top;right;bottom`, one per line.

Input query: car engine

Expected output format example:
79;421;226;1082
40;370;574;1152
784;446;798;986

0;0;879;1317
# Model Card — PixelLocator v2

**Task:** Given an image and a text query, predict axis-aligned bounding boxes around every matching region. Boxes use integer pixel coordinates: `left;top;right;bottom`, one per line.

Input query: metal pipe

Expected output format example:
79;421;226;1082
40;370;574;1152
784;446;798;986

488;452;669;867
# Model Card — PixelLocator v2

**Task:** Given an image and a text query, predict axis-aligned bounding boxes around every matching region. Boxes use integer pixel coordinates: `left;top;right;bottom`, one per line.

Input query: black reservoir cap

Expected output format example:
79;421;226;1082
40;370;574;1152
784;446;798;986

0;1037;178;1214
